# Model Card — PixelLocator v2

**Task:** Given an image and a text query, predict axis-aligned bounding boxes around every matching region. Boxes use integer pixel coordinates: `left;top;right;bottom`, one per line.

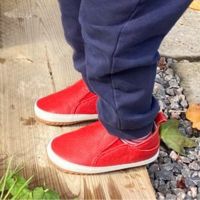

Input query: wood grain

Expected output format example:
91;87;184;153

0;0;156;199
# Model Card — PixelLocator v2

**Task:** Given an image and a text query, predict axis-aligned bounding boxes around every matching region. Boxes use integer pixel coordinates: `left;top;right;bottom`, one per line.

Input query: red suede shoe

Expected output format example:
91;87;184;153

47;112;167;174
34;80;98;125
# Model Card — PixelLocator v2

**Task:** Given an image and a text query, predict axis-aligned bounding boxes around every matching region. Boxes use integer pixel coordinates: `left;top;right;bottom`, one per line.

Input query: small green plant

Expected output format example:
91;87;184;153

0;158;60;200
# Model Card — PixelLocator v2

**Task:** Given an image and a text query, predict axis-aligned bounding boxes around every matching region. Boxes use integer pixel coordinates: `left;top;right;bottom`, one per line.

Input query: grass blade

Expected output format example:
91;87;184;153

0;157;13;199
3;180;17;200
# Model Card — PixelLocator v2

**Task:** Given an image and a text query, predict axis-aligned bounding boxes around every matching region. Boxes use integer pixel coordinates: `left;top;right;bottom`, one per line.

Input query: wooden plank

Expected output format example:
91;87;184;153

0;0;156;199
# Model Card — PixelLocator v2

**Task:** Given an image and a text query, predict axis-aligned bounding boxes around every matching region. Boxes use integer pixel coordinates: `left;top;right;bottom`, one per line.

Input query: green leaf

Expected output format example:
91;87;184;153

32;187;45;199
32;187;60;200
43;189;60;200
10;176;33;200
160;119;197;155
5;172;32;198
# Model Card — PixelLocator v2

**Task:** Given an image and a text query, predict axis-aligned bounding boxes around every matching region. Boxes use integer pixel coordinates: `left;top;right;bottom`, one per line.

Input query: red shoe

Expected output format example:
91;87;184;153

34;80;98;125
47;112;167;174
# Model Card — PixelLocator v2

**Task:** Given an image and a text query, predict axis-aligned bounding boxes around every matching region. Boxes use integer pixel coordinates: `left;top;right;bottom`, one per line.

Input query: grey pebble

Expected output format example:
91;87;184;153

166;88;175;96
165;193;176;200
180;156;192;164
161;163;174;171
157;192;165;200
169;78;179;88
180;99;188;108
185;195;193;200
154;82;166;98
189;162;200;171
156;169;174;181
165;68;174;76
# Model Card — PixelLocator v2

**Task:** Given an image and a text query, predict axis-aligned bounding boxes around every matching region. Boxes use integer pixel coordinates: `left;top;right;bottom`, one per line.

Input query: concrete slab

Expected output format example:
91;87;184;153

173;62;200;103
160;9;200;58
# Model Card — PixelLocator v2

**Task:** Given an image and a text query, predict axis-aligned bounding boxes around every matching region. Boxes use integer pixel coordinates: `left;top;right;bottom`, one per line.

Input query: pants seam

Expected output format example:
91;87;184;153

110;0;141;130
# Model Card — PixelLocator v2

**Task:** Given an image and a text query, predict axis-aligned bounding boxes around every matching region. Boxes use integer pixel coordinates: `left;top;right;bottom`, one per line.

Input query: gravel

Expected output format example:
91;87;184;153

147;57;200;200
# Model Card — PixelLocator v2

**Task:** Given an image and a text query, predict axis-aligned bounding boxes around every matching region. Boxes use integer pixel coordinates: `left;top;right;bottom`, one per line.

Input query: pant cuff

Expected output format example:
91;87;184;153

100;118;154;140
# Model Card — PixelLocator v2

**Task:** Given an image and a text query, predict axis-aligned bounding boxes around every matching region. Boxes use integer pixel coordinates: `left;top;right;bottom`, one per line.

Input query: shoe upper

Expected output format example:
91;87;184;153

50;112;167;167
36;80;98;114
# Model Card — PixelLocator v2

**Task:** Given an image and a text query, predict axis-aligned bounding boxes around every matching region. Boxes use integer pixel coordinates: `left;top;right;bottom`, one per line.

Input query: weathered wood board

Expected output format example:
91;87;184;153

0;0;156;199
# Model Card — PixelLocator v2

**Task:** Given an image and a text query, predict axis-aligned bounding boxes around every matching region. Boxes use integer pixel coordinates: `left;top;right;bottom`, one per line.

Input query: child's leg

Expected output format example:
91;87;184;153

58;0;86;80
35;1;97;125
79;0;192;139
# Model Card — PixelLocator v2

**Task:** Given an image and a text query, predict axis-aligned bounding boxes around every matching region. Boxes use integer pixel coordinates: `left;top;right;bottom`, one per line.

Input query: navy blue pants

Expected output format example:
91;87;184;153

58;0;191;139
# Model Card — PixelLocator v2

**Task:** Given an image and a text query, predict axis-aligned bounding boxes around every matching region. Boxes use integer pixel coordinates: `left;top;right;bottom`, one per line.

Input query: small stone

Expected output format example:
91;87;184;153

156;169;174;181
192;172;198;177
174;189;186;200
170;95;180;103
180;156;191;164
176;175;186;189
154;82;166;98
170;151;179;161
155;74;164;84
164;98;171;105
185;177;196;187
179;94;186;101
187;191;192;197
173;59;178;63
163;157;171;163
170;102;180;110
173;163;183;173
158;57;167;70
184;195;193;200
170;180;177;189
158;100;166;111
189;162;200;171
191;176;200;187
179;127;187;135
165;68;174;75
166;193;176;200
157;192;165;200
161;163;174;171
167;58;174;65
188;153;197;161
197;193;200;200
183;120;192;127
148;163;160;174
190;186;197;198
175;74;181;83
166;88;175;96
159;151;168;157
165;74;174;81
170;110;181;119
167;58;173;63
175;87;184;95
157;184;169;193
186;126;193;136
180;59;190;63
169;78;179;88
153;179;159;189
173;188;184;195
177;193;186;200
181;166;191;178
180;99;188;108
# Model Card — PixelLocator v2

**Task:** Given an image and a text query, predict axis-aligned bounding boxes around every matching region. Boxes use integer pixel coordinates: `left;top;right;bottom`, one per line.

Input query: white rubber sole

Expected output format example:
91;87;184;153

47;140;159;174
34;101;98;124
